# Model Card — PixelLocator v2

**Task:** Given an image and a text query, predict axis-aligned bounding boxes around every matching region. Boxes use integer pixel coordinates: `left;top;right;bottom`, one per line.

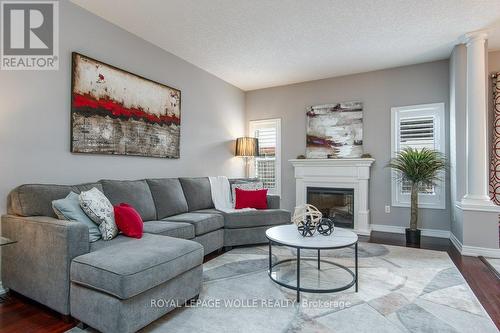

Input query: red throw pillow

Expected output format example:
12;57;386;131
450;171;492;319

234;188;268;209
113;203;143;238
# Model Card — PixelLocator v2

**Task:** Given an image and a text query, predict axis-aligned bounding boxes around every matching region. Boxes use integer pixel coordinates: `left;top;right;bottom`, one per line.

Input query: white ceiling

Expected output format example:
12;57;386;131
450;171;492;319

72;0;500;91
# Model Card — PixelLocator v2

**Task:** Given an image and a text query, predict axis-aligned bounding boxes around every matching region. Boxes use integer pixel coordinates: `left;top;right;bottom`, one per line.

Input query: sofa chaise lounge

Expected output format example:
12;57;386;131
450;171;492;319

1;177;290;333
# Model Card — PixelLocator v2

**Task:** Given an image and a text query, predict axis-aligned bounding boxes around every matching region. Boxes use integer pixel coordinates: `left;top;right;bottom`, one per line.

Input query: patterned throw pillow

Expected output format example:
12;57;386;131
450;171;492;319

79;187;118;240
231;182;264;204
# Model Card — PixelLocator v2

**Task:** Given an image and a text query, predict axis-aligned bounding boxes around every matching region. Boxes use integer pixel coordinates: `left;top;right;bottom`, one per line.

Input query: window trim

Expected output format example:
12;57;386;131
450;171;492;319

390;103;446;209
248;118;282;196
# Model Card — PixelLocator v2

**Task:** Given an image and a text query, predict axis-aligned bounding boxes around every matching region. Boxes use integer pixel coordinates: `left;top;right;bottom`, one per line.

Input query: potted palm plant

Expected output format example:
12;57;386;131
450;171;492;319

389;148;446;245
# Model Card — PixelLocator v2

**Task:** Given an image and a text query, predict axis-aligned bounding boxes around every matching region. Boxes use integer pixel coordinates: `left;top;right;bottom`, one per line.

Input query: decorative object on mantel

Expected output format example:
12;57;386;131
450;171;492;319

71;53;181;158
317;218;335;235
306;101;363;159
361;153;372;158
388;148;446;246
235;137;259;177
296;154;306;159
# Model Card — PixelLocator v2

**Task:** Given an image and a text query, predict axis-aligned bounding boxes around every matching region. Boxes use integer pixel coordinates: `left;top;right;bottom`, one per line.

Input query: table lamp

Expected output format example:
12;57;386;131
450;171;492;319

235;137;259;178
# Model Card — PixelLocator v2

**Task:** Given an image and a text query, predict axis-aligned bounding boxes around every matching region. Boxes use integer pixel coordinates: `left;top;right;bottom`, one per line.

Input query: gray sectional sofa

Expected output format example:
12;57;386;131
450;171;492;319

1;177;290;333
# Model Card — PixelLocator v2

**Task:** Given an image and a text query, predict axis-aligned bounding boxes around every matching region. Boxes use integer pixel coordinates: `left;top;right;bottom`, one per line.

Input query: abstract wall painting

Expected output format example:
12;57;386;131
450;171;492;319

306;101;363;158
71;53;181;158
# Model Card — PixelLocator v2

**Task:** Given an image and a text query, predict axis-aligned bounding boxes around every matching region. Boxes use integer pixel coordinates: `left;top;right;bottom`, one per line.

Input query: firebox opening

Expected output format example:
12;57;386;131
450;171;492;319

306;187;354;229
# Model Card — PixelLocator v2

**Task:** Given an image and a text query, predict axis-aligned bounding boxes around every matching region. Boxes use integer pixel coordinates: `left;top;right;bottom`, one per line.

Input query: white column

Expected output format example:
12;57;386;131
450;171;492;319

461;31;494;207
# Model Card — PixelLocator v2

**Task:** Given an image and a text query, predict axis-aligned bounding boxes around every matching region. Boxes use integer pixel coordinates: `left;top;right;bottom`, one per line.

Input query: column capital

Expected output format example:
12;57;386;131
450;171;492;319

461;30;489;45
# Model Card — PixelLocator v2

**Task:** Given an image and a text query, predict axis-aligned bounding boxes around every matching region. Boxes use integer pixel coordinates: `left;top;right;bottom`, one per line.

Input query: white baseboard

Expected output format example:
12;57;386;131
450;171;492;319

353;228;371;236
450;233;500;258
370;224;451;238
461;245;500;258
449;233;463;252
372;226;500;257
0;281;7;296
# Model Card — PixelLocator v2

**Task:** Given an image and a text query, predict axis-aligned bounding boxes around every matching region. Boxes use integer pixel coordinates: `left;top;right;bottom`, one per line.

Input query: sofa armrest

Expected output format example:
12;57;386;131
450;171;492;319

267;195;281;209
1;215;89;314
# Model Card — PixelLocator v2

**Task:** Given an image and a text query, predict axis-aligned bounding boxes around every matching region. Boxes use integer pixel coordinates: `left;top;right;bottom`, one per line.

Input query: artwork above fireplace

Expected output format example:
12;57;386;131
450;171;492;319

306;101;363;159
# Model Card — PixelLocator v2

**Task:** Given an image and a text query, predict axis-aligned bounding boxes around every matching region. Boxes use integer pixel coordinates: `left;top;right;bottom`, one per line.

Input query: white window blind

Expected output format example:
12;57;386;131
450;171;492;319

249;119;281;195
391;103;445;209
400;118;435;150
400;117;436;194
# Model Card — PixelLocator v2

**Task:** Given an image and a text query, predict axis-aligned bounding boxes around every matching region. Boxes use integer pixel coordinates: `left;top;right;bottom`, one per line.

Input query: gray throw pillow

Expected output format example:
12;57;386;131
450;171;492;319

79;187;118;240
52;192;102;242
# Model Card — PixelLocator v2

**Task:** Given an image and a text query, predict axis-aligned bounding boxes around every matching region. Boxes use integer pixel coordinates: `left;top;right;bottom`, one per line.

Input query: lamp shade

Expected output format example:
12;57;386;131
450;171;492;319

235;137;259;157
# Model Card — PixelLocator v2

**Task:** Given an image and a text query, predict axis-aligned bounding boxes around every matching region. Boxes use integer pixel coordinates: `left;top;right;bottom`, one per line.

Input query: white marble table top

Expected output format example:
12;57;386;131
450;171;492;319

266;224;358;249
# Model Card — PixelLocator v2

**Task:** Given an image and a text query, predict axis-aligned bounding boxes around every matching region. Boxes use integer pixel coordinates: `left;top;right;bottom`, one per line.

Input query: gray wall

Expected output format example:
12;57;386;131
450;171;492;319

449;44;467;242
0;1;246;214
246;60;451;231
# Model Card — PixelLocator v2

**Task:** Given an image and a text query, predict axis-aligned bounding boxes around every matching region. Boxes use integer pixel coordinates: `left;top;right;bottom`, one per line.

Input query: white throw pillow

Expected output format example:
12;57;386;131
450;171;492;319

79;187;118;240
231;182;264;205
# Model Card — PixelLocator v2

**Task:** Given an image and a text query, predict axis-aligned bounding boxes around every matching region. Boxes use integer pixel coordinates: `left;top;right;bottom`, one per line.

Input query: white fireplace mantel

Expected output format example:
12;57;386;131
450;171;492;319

289;158;375;235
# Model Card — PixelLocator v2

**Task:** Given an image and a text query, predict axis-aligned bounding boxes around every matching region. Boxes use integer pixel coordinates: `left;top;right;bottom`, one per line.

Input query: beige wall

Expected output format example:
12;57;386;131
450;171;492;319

489;50;500;73
246;60;451;231
0;1;246;214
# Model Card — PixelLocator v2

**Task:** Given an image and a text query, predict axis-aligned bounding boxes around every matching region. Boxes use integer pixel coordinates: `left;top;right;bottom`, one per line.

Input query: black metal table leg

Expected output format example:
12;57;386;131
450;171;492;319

355;242;358;292
268;241;272;274
297;248;300;302
317;249;320;270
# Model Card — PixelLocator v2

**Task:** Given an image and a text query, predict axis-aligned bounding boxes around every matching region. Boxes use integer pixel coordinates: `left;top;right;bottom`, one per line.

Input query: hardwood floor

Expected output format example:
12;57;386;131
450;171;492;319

0;232;498;332
0;292;76;333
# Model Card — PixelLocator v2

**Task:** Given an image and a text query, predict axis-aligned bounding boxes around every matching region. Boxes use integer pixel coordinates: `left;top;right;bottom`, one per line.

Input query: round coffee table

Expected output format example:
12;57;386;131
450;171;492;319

266;224;358;302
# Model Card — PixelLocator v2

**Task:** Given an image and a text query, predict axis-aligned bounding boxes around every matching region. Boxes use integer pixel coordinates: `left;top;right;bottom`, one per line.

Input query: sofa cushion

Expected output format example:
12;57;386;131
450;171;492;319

143;220;195;239
7;182;103;217
146;178;188;219
163;213;223;236
178;177;213;211
100;180;156;221
221;209;291;229
190;208;222;215
71;234;203;299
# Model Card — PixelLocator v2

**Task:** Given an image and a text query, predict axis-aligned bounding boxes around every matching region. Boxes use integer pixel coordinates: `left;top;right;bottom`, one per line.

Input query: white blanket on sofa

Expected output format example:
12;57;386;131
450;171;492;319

208;176;254;213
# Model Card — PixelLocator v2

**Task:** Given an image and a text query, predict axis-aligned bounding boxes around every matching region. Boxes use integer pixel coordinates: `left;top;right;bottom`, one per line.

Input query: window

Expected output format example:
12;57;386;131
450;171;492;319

249;119;281;195
391;103;445;209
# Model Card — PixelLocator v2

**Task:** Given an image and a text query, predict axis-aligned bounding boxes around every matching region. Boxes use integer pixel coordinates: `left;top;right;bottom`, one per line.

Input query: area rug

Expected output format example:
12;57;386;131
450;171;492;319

70;243;498;333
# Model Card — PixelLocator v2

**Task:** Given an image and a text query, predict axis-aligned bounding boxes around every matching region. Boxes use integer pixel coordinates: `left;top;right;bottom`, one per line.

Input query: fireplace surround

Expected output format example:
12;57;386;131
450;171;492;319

290;158;375;235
